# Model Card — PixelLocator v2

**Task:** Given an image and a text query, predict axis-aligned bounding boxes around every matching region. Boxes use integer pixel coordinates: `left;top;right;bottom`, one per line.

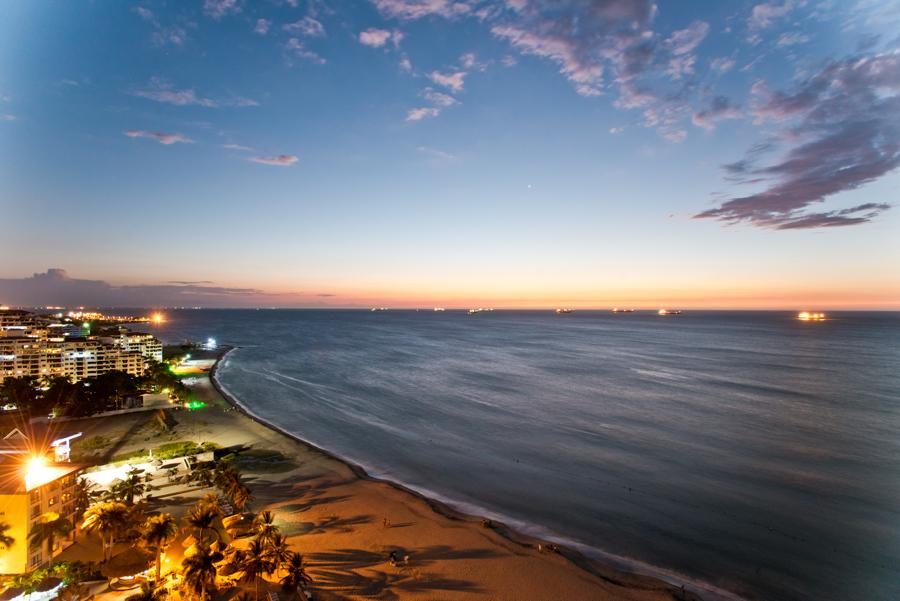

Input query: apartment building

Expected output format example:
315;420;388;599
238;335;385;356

0;428;82;574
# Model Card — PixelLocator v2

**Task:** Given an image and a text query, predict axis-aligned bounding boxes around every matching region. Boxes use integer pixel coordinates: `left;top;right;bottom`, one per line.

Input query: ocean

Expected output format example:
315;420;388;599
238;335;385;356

137;309;900;601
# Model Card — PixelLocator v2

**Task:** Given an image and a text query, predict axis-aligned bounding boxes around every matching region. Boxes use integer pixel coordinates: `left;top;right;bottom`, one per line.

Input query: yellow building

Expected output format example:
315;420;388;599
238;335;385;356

0;429;82;574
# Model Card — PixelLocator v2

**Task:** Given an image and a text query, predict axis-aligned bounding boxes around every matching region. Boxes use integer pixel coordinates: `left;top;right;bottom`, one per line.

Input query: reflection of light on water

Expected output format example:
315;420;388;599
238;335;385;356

798;311;826;321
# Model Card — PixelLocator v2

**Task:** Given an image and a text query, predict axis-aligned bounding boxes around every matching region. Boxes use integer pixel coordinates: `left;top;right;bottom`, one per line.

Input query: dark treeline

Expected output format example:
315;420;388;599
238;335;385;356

0;361;192;418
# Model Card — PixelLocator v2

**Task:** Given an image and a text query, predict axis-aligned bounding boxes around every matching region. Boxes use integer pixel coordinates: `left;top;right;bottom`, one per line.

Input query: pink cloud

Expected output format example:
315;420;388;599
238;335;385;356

124;130;194;145
372;0;472;20
429;70;466;92
406;107;440;121
248;155;299;166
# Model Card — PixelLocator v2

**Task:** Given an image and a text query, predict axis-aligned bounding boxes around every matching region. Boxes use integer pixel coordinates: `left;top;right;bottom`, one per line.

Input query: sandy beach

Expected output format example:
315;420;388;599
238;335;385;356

60;349;700;601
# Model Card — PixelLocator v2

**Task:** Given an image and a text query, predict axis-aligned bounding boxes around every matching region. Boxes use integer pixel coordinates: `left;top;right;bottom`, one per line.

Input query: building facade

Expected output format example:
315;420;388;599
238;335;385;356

0;309;160;383
0;429;82;574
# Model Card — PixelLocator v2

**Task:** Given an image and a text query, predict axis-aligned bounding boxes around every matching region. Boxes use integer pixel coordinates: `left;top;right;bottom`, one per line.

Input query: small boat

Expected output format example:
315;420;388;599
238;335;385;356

555;309;573;314
612;308;635;313
433;307;446;312
657;309;683;316
370;307;388;312
468;308;493;314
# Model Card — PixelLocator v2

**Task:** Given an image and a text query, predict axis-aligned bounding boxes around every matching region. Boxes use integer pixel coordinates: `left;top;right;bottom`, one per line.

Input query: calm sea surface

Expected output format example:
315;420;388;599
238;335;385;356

137;310;900;601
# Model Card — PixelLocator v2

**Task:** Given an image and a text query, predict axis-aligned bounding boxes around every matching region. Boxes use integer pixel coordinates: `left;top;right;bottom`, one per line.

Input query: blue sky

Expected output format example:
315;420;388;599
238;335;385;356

1;0;898;308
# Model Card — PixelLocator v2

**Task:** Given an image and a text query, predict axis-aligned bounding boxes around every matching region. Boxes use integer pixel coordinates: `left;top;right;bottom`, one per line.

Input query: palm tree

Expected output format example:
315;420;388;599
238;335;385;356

266;532;291;573
72;478;98;541
29;512;73;568
110;468;149;505
185;503;220;545
187;466;214;488
279;552;311;594
252;511;278;543
126;582;166;601
81;501;129;560
238;538;273;601
0;521;14;549
181;544;222;601
229;482;253;513
198;493;223;514
142;513;178;582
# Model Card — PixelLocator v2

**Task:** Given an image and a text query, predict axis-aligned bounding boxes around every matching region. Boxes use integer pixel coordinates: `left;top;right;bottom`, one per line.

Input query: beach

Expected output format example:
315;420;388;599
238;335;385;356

64;347;700;601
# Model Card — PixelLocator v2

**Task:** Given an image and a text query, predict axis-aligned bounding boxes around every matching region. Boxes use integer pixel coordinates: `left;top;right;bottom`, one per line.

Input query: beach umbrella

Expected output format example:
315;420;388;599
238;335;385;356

101;546;154;578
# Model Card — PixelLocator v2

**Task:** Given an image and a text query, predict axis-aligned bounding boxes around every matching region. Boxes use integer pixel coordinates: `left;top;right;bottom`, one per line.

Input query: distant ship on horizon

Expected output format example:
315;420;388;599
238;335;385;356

657;309;683;316
468;308;494;314
555;308;573;314
612;308;636;313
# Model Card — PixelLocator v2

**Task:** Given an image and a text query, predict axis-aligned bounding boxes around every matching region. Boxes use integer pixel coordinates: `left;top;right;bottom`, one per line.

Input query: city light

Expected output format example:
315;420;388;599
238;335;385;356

24;455;52;490
152;313;165;324
797;311;826;321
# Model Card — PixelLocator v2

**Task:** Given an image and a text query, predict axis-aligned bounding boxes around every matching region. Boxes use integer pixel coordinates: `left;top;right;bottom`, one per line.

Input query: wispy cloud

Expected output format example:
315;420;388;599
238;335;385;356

248;154;299;166
254;18;271;35
284;38;326;64
1;114;16;122
710;57;736;72
405;107;440;121
429;70;466;92
131;78;258;108
133;6;190;46
359;28;403;48
423;87;457;107
406;86;459;121
124;130;193;145
417;145;457;161
696;51;900;229
284;16;325;37
131;79;216;107
372;0;472;20
223;143;255;152
776;31;810;47
748;1;795;31
692;96;742;131
203;0;241;20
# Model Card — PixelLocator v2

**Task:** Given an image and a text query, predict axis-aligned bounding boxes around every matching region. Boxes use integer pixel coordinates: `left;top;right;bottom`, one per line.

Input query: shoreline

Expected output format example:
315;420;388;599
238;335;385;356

208;345;733;601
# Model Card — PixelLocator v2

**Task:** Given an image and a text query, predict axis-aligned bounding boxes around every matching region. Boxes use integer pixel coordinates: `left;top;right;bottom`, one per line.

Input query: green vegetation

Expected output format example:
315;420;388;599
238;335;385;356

5;561;102;594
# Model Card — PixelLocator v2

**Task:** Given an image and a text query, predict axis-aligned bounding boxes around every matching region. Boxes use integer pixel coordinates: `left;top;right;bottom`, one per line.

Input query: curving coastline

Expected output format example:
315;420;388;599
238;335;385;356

206;345;746;601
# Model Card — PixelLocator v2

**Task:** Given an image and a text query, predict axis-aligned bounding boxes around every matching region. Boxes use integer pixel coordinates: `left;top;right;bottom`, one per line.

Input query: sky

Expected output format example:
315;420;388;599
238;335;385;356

1;0;898;309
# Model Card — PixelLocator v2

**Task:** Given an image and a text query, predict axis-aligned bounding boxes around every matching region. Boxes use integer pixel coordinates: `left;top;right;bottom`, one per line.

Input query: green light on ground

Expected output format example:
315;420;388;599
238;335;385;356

186;400;207;411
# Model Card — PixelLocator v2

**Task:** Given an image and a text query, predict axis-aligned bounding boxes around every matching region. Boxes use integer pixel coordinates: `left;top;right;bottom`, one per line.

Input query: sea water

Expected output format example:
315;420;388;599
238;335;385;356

139;309;900;601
